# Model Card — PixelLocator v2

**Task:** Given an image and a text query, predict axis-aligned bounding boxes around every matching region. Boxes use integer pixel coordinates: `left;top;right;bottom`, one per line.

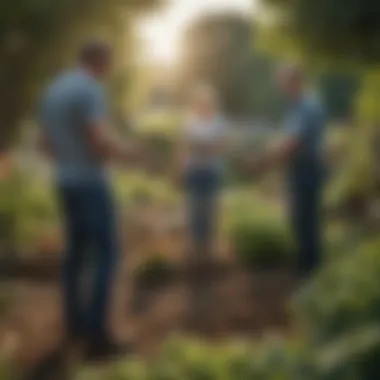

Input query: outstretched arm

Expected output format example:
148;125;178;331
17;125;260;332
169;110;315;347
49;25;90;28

250;136;300;173
86;122;138;165
246;105;313;175
83;86;138;165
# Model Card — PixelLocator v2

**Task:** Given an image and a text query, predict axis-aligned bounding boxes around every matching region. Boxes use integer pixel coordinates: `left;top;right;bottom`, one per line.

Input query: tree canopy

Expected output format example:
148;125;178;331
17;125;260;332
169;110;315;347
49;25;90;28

0;0;160;149
260;0;380;63
178;12;255;117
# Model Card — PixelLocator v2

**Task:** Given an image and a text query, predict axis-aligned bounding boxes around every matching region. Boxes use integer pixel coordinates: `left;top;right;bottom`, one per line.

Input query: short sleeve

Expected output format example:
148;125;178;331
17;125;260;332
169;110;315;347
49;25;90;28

284;103;314;141
81;84;108;126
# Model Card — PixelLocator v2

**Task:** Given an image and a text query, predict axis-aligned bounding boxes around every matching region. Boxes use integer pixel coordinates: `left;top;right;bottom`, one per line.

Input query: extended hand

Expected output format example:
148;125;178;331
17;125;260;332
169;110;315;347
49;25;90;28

241;155;267;178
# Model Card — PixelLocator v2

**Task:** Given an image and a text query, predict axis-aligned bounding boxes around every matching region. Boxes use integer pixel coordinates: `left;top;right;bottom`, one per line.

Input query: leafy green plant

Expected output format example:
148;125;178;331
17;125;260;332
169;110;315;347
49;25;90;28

114;171;179;208
0;168;57;251
75;336;315;380
294;237;380;380
231;215;294;269
134;252;173;287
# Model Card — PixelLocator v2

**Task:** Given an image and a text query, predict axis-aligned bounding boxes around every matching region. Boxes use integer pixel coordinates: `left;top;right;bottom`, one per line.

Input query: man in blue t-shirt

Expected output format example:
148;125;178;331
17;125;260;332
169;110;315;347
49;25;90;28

37;40;136;368
247;64;325;279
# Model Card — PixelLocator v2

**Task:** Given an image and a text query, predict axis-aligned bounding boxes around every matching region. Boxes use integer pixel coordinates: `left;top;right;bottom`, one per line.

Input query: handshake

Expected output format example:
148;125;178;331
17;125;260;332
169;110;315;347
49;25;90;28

238;154;269;179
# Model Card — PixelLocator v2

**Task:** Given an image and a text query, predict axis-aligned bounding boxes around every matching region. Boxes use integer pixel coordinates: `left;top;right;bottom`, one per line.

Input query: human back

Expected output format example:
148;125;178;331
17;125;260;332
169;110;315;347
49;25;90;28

40;68;107;183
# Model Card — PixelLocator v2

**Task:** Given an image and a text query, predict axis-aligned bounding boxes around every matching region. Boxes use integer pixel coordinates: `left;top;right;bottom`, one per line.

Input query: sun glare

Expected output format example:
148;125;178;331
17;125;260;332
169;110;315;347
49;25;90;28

137;0;255;65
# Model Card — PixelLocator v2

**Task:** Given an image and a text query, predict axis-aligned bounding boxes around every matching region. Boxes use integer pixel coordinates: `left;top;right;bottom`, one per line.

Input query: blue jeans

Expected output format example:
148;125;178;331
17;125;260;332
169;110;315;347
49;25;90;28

184;165;221;250
57;179;118;341
289;166;324;276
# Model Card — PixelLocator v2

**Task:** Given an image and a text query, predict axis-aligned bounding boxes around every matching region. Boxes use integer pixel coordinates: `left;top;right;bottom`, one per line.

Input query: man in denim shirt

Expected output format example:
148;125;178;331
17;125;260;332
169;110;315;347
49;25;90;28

248;64;325;279
37;40;136;371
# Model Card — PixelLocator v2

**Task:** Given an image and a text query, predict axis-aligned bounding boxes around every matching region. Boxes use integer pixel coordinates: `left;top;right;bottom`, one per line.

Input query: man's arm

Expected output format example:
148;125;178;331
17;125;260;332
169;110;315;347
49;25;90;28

86;122;138;165
254;136;300;172
83;86;137;165
247;104;312;174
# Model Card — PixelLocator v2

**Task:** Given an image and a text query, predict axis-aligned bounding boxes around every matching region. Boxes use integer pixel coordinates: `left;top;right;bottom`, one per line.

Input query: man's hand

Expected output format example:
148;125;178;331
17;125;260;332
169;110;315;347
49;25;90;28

87;123;143;167
240;155;268;178
119;141;141;167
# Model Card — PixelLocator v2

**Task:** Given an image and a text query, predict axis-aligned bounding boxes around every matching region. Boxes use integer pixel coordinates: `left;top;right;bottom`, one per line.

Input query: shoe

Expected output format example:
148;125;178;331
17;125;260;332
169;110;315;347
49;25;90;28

23;348;68;380
83;337;133;363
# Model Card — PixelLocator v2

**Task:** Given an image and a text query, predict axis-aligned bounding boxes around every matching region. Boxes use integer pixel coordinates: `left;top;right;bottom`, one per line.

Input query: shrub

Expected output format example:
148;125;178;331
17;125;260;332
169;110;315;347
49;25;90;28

77;238;380;380
76;336;315;380
231;215;294;270
114;171;179;209
134;252;173;287
0;167;57;251
294;237;380;379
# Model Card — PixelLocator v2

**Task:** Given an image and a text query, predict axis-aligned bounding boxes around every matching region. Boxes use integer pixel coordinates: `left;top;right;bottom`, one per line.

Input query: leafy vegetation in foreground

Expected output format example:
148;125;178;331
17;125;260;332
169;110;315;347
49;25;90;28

74;238;380;380
231;215;294;269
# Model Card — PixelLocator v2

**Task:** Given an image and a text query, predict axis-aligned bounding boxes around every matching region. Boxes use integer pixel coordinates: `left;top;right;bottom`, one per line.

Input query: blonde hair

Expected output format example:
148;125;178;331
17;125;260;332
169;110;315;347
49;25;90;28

190;83;218;114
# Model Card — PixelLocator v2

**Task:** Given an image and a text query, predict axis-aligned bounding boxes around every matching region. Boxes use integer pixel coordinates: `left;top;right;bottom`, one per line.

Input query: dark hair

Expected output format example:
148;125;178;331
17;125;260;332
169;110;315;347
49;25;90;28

277;62;304;83
79;39;112;66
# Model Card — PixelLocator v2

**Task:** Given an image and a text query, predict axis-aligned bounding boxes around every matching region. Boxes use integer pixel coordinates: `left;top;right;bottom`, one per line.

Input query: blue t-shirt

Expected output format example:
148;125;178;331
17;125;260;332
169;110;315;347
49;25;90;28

38;68;108;184
284;93;325;182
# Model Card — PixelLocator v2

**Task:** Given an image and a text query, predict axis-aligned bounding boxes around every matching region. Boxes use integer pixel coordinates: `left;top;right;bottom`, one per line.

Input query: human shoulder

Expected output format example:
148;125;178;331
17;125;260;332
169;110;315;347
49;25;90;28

302;92;324;116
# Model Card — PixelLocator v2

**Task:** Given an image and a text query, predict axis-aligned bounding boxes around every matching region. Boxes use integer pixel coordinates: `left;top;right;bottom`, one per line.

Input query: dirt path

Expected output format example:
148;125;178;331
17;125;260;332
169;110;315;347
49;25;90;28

0;265;294;370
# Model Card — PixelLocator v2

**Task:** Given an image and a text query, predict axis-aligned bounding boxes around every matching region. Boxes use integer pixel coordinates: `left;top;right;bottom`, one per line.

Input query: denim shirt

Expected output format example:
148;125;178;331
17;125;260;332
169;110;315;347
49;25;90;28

38;68;108;185
284;93;326;187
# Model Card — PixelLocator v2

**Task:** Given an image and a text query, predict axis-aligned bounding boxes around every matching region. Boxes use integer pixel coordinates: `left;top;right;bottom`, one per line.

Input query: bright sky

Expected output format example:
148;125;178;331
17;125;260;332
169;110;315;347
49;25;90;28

138;0;256;64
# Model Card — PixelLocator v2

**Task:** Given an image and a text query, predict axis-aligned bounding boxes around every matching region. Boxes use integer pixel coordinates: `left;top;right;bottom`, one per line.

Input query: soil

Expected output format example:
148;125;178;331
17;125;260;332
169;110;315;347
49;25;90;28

0;261;295;371
0;202;296;372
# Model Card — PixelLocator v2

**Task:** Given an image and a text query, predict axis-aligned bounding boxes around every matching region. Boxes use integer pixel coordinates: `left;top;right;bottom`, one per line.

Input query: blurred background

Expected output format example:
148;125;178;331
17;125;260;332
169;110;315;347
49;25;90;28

0;0;379;378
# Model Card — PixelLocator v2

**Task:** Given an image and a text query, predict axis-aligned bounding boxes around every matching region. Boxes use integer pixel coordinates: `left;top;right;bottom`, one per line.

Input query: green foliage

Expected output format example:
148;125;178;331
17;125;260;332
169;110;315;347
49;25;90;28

133;112;180;173
294;237;380;379
260;0;380;62
250;52;287;121
136;111;181;136
231;214;294;269
318;72;360;120
77;336;314;380
76;236;380;380
224;192;293;269
326;69;380;214
179;13;255;117
0;0;160;148
296;238;380;341
0;167;57;250
114;171;180;208
134;252;173;286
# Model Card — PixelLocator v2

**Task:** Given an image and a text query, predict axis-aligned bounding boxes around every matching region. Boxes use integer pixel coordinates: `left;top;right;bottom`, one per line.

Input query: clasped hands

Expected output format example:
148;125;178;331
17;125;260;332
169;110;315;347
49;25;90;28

240;154;269;179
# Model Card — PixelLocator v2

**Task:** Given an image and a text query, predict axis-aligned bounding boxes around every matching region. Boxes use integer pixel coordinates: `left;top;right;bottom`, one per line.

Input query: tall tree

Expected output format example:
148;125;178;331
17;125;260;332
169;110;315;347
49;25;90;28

260;0;380;63
178;12;255;117
0;0;160;150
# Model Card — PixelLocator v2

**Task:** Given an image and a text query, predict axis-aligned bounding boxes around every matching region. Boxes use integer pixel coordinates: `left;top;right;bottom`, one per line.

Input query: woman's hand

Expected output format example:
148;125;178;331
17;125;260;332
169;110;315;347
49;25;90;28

240;155;268;179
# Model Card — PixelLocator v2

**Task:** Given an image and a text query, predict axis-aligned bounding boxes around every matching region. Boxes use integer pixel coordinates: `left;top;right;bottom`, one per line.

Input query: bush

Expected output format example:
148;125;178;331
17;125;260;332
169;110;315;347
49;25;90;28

114;171;179;209
0;167;57;251
135;111;181;136
134;252;173;287
76;336;314;380
294;237;380;379
232;217;294;269
77;237;380;380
